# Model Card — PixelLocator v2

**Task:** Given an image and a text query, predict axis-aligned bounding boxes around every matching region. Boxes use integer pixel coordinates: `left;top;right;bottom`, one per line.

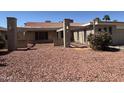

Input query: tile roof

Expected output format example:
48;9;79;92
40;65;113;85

24;22;82;28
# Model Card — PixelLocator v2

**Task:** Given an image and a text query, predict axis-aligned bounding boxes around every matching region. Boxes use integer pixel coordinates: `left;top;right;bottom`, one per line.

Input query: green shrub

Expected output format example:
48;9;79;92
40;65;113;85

87;32;112;50
0;35;6;49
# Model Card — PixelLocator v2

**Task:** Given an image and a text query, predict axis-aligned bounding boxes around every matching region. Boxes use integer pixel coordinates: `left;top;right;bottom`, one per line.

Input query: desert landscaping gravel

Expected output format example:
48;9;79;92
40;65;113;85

0;43;124;82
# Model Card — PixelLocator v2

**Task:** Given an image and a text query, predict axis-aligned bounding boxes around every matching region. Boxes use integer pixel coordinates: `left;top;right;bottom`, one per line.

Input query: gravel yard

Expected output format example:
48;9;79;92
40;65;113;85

0;43;124;82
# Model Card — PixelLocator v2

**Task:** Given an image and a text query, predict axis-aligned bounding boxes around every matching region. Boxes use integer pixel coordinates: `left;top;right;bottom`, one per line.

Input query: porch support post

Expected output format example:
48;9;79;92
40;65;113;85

7;17;17;51
63;19;73;48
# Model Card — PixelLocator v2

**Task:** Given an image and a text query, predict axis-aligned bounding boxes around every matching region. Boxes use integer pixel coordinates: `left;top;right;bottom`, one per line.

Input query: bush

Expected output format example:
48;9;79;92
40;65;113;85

0;35;6;49
87;32;112;50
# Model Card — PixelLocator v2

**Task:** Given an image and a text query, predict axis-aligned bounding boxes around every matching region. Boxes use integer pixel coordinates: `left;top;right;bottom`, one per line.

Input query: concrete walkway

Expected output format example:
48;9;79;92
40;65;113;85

109;45;124;50
70;42;87;48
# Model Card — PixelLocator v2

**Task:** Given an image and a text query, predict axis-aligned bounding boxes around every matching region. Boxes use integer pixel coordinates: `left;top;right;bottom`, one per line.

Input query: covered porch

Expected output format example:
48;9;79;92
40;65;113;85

54;19;89;48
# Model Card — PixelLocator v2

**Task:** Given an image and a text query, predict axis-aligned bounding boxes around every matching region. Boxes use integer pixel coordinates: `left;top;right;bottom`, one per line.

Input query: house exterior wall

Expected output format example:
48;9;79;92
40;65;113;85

0;31;6;40
17;32;27;48
112;29;124;45
73;31;79;43
73;30;93;44
73;31;84;44
26;31;35;42
1;31;27;48
48;31;56;42
54;38;63;46
73;31;77;42
25;31;56;43
17;32;26;40
79;31;83;44
53;32;63;46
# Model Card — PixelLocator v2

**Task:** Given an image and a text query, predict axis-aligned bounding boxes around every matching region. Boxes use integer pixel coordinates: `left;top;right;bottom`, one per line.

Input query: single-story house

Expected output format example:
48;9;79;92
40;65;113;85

1;17;124;50
21;20;81;43
23;18;124;46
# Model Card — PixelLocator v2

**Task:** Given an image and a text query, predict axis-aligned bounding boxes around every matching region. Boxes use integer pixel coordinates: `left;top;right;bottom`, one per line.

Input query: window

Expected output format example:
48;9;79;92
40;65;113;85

109;27;112;34
35;32;39;40
35;32;48;40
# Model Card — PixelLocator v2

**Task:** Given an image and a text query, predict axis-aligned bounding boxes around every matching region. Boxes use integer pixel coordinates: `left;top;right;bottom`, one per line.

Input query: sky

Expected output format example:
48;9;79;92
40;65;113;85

0;11;124;27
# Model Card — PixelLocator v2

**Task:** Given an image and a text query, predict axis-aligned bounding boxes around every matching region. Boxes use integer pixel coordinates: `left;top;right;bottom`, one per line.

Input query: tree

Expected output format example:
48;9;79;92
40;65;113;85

87;32;112;50
103;15;111;21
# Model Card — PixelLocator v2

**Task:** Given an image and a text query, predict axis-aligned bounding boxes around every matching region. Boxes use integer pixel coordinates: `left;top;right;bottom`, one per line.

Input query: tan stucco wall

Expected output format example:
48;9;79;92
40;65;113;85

17;40;27;48
79;31;83;44
48;31;56;41
73;31;78;43
17;32;26;40
112;29;124;45
0;31;6;39
54;38;63;46
17;32;27;48
26;31;35;42
73;30;93;44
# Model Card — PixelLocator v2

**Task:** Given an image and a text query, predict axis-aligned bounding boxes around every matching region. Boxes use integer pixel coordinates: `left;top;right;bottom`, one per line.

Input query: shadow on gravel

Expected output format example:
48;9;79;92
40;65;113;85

0;63;7;67
17;43;37;51
0;51;11;56
17;48;37;51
